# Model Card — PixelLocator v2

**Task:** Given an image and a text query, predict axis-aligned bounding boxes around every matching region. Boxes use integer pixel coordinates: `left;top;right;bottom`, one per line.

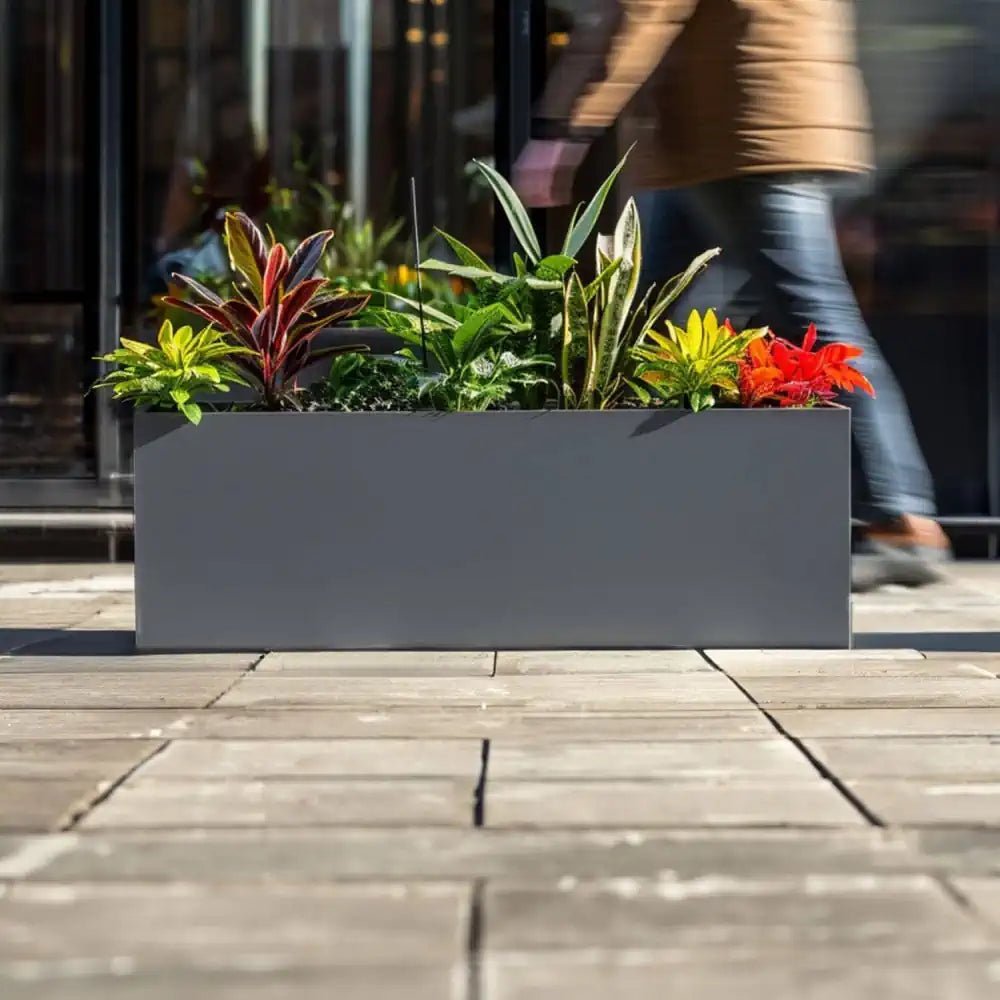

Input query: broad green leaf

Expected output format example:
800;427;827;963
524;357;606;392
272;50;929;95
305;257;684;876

453;305;507;361
624;378;652;406
436;229;490;271
473;158;542;264
536;254;576;279
118;337;155;358
180;401;203;425
386;292;461;330
689;390;715;413
420;259;512;284
562;145;633;259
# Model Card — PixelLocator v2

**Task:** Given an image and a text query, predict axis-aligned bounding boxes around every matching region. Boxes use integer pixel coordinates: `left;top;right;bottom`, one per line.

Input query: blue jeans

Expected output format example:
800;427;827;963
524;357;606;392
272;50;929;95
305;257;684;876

649;174;936;521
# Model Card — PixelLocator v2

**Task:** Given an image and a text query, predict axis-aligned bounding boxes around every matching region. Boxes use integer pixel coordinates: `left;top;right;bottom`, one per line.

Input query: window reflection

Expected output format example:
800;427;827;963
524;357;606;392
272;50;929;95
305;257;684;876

0;0;89;477
136;0;497;320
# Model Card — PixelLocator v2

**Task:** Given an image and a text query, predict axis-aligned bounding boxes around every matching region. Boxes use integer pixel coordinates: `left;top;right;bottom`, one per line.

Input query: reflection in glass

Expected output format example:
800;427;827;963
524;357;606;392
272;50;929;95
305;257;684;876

135;0;497;322
0;0;89;477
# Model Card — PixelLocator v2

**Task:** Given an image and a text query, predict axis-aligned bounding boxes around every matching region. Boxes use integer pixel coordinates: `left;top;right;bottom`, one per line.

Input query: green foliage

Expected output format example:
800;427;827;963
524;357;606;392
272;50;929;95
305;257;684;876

306;352;420;412
375;303;551;411
408;150;635;407
93;320;252;424
400;149;724;412
631;310;767;412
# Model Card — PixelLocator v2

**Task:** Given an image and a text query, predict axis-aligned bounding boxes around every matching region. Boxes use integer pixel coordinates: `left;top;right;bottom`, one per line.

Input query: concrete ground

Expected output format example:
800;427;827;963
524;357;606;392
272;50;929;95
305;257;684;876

0;563;999;999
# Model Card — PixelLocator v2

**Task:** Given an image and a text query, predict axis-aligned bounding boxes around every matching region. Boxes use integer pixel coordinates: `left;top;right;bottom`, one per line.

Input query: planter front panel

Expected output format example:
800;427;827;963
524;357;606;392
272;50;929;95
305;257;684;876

134;410;850;650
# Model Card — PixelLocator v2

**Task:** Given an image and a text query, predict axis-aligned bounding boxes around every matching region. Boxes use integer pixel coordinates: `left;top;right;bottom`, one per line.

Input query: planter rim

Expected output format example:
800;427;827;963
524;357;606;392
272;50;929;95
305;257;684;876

138;406;848;418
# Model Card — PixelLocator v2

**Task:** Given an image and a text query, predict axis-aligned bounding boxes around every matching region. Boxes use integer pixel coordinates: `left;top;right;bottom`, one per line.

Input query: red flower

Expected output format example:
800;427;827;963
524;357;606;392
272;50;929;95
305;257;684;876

738;324;874;407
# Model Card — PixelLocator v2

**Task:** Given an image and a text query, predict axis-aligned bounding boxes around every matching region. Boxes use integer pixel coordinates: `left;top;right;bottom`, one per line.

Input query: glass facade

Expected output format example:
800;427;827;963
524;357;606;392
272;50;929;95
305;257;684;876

0;0;89;477
0;0;996;533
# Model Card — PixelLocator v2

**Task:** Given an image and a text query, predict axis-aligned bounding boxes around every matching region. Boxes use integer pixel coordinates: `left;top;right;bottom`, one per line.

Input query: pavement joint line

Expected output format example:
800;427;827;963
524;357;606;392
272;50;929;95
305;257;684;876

202;651;269;709
59;738;172;832
933;874;997;932
491;651;498;678
698;650;885;828
474;740;491;828
466;878;485;1000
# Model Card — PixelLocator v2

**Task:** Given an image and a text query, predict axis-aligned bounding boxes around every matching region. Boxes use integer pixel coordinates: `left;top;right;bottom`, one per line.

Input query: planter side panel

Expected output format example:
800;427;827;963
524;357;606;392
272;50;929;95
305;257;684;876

134;410;850;650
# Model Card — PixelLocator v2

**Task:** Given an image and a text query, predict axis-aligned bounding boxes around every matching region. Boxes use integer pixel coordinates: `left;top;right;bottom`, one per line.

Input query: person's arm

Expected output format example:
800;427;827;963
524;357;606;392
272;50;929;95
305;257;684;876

536;0;699;137
516;0;698;206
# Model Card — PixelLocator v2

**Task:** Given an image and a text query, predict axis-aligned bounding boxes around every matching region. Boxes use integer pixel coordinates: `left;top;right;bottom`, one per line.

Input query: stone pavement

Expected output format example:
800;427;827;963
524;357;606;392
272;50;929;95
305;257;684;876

0;564;999;998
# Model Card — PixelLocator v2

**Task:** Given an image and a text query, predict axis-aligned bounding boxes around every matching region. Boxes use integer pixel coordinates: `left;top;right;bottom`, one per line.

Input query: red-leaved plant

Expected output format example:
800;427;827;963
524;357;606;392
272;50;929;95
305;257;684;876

164;212;370;409
739;324;875;407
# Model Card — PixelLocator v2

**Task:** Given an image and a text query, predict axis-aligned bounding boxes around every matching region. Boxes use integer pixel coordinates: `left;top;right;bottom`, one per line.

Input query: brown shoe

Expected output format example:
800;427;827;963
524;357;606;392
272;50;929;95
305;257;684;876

852;516;952;593
866;514;951;551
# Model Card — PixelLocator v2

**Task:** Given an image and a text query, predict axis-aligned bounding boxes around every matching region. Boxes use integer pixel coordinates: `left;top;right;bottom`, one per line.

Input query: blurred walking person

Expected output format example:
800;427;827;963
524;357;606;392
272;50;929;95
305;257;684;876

515;0;950;590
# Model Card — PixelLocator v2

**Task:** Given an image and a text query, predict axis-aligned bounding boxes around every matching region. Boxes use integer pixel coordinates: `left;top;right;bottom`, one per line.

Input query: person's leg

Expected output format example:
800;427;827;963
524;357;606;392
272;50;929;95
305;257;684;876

638;188;759;326
683;173;948;587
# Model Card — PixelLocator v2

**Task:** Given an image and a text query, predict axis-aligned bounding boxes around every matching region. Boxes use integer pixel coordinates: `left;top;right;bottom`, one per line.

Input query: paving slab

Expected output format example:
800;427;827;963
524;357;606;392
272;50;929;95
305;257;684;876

0;740;159;780
0;674;241;709
488;740;815;781
139;739;481;780
0;882;469;969
900;829;1000;875
0;780;103;833
0;565;130;585
953;878;1000;927
1;966;462;1000
495;651;709;675
483;875;988;952
0;601;105;628
79;778;476;829
923;653;1000;664
852;609;1000;633
708;649;924;664
216;674;750;711
716;658;995;679
922;654;1000;679
170;708;774;741
0;653;258;673
806;738;1000;781
483;952;1000;1000
71;605;137;631
257;650;493;676
485;780;864;828
849;781;1000;826
0;711;190;741
773;708;1000;738
738;676;1000;710
21;829;923;884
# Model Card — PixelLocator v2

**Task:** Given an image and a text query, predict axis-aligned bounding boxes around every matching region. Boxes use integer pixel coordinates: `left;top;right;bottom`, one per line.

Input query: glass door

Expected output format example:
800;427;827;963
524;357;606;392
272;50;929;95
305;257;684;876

0;0;91;479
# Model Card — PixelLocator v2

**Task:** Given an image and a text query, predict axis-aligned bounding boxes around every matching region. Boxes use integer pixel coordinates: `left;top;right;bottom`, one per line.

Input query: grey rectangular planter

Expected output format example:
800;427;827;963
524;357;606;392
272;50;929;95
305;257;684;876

134;409;850;651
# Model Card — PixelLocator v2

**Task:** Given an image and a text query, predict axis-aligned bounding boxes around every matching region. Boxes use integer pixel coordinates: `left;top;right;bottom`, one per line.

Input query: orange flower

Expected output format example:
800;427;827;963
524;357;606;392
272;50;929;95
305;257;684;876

738;324;874;407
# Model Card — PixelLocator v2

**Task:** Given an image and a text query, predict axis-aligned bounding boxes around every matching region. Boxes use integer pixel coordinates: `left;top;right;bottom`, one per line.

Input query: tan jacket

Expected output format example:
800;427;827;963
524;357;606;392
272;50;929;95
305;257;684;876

537;0;873;189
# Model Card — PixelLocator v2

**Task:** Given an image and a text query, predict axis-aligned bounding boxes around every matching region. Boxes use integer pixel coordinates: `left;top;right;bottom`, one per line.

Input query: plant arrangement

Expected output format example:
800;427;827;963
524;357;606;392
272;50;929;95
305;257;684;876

162;213;369;410
99;155;873;419
93;320;252;425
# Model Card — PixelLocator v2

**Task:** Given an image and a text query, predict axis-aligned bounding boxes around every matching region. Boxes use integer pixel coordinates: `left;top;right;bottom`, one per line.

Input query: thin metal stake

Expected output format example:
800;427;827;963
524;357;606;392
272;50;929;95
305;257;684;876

410;176;429;371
